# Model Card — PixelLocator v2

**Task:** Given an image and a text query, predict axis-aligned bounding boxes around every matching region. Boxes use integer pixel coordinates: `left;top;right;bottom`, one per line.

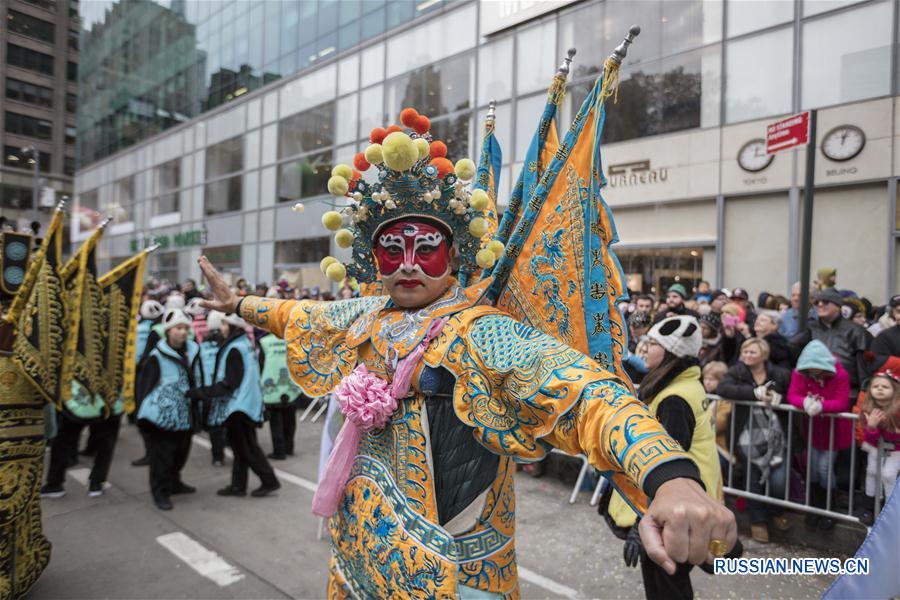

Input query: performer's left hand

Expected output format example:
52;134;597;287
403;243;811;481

638;478;736;575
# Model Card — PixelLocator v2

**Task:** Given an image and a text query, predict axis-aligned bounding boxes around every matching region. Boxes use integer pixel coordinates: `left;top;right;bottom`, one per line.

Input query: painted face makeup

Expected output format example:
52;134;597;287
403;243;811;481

374;221;450;280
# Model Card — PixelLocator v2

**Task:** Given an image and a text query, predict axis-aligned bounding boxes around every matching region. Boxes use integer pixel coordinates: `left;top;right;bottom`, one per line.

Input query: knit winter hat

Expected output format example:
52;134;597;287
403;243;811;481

206;310;224;332
140;299;164;320
629;311;652;329
667;283;687;299
647;316;702;358
796;340;836;373
699;312;721;331
222;312;247;329
162;308;192;332
814;287;843;307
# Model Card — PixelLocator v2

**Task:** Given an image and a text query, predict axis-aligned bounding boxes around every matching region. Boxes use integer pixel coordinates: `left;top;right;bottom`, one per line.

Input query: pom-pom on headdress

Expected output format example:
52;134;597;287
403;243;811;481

318;107;502;284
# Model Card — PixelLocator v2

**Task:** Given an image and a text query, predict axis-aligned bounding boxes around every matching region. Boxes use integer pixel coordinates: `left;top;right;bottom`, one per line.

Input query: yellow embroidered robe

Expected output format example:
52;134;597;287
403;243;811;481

240;283;690;598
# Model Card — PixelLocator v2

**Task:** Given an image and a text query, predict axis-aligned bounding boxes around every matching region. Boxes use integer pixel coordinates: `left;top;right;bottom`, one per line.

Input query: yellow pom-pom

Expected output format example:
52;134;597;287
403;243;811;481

455;158;476;181
322;211;343;231
335;228;354;249
414;138;430;160
365;144;384;165
331;164;353;180
469;189;489;211
326;262;347;283
327;175;349;196
487;240;505;258
468;217;488;238
381;132;418;171
320;256;339;274
476;248;496;269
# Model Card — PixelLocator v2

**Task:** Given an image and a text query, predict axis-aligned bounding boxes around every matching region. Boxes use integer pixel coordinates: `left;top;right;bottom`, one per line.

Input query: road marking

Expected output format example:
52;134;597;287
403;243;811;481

191;435;318;493
156;531;244;587
518;567;579;599
192;435;578;598
67;468;111;490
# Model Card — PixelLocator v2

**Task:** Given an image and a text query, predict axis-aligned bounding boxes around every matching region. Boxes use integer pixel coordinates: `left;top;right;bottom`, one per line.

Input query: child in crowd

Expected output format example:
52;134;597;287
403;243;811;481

787;340;852;531
859;371;900;524
702;361;731;476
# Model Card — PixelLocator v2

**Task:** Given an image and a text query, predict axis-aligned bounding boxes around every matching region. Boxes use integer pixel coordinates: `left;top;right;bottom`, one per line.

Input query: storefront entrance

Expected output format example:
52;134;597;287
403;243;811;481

616;246;705;297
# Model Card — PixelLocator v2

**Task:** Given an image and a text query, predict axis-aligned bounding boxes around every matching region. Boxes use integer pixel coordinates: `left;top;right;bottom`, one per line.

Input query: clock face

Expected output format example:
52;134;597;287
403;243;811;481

821;125;865;162
737;139;773;173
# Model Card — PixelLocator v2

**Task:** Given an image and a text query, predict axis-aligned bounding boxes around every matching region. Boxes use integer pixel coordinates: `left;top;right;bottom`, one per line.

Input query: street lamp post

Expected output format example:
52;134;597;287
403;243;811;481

21;145;40;223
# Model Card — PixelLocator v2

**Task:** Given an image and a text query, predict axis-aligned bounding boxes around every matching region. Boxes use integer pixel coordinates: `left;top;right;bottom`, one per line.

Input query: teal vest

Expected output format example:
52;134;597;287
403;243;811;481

207;334;263;427
259;333;300;405
135;320;153;365
63;380;124;422
136;339;201;431
199;339;220;386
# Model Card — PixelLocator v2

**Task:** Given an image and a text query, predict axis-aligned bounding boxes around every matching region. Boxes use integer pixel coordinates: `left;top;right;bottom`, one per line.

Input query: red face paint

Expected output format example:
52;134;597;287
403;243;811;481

374;221;450;278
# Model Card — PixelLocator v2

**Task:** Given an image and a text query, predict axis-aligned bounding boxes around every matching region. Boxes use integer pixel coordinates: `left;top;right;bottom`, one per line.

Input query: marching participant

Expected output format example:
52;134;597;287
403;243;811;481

131;298;164;467
258;327;303;459
135;307;203;511
198;310;227;466
197;99;737;597
189;313;280;497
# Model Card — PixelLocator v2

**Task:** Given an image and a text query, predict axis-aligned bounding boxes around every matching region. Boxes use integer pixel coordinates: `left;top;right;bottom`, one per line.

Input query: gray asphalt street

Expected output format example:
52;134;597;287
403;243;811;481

31;417;840;599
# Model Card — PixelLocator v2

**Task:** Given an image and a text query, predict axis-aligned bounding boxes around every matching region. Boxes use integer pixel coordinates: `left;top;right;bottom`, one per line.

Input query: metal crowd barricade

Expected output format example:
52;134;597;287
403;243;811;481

712;394;888;526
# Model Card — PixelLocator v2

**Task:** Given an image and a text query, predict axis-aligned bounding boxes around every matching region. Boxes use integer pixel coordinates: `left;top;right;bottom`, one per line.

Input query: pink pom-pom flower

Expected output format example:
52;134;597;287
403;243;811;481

334;365;396;432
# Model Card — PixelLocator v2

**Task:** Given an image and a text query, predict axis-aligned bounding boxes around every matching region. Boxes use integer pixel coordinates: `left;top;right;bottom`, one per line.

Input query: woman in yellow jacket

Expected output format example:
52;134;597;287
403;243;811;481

603;315;736;600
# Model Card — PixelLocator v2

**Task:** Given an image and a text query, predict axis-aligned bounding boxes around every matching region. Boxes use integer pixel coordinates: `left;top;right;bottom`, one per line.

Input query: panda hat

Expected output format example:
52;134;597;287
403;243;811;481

647;315;702;358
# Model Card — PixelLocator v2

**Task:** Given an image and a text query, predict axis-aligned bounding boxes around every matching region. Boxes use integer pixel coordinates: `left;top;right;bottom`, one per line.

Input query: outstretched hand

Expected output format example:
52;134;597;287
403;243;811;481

196;256;240;314
638;478;737;575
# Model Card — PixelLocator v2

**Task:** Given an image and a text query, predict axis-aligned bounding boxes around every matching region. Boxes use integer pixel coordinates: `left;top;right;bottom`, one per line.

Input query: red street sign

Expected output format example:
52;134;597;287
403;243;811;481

766;111;810;155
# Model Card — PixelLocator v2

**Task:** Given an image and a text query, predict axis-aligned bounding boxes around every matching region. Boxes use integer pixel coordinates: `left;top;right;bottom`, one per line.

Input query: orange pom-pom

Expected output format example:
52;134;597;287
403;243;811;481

385;124;403;135
399;108;419;128
370;127;387;144
353;152;370;172
413;115;430;135
430;141;448;158
430;157;454;179
351;169;362;181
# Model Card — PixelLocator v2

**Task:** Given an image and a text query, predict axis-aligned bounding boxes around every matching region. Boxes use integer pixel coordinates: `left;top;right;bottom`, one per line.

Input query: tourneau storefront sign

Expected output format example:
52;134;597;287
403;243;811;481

766;112;810;154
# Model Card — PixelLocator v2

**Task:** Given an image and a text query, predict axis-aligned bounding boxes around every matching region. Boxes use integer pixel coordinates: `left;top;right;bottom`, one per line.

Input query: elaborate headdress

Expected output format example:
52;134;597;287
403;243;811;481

317;108;502;284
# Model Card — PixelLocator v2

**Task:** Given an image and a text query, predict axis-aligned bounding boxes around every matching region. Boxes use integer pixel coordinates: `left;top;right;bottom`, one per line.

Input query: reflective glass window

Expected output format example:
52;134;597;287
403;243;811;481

5;111;52;140
801;1;892;108
477;38;513;105
336;94;358;145
206;135;244;179
514;94;547;161
3;145;50;172
274;238;331;266
358;85;384;139
725;27;793;123
278;102;335;159
205;175;242;215
154;158;181;215
386;53;473;119
277;151;333;201
7;10;55;43
516;20;557;95
727;0;793;38
803;0;865;16
5;78;53;108
6;43;54;75
429;114;470;164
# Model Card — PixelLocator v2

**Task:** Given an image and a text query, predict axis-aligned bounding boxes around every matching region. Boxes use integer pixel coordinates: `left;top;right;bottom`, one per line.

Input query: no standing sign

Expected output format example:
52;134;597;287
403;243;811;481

766;111;811;154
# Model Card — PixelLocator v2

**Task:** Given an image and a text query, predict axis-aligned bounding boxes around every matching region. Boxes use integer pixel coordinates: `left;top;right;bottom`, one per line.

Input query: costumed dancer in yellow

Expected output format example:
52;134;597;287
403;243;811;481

0;211;63;599
197;95;738;595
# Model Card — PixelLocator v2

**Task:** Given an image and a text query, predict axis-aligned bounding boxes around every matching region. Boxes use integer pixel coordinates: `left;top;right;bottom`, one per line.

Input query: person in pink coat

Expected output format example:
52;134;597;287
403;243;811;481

787;339;851;530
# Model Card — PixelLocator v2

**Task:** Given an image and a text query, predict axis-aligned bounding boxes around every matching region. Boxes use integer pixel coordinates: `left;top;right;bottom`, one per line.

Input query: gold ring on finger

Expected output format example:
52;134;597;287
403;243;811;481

708;538;728;558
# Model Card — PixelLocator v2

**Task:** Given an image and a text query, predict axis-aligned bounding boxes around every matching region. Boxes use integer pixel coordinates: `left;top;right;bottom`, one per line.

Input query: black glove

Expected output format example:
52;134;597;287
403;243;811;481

623;521;643;568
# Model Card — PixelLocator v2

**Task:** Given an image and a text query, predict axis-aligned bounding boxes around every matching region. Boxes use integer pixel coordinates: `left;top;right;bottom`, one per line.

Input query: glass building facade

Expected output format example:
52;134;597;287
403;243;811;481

74;0;900;301
76;0;451;165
